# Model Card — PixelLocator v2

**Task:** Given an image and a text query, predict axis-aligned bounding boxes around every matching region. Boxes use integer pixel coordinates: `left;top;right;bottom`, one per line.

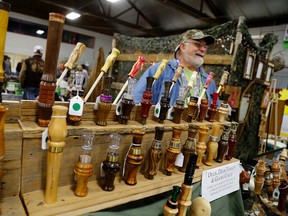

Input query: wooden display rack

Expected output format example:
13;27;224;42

1;100;239;216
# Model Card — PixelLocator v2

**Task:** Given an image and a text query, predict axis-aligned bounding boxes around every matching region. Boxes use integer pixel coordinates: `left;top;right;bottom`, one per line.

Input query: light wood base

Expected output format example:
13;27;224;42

22;158;238;216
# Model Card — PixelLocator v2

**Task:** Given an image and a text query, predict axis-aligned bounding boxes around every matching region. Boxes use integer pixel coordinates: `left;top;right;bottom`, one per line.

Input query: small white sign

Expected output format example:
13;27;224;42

201;161;240;202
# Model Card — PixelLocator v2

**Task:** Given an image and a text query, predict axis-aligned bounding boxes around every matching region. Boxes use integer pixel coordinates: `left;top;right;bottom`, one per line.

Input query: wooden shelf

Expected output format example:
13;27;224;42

22;158;238;216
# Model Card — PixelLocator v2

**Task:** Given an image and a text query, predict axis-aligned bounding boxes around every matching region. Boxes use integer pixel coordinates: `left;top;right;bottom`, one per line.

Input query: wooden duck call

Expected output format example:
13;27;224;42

113;56;145;104
56;43;86;87
264;171;273;201
84;48;120;102
279;149;288;181
124;129;145;185
207;93;219;122
197;72;214;105
217;93;230;122
196;125;209;167
172;86;185;124
0;0;10;183
37;13;65;127
254;159;265;195
140;77;154;125
179;124;198;172
74;134;94;197
146;126;165;180
44;105;68;203
169;64;183;93
178;153;198;216
277;180;288;212
216;71;229;94
186;96;199;122
225;121;239;160
198;99;208;122
183;70;198;102
165;126;182;176
271;160;281;190
158;81;172;123
164;185;182;216
152;59;168;86
204;124;221;166
215;124;231;163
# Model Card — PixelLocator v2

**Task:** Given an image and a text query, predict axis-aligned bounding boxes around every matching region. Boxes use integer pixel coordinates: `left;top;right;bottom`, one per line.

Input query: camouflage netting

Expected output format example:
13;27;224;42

111;18;278;162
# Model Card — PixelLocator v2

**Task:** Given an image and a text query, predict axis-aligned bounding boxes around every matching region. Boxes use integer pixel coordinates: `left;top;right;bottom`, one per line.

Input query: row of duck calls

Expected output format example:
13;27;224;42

95;76;114;126
196;125;209;167
68;70;85;125
254;159;265;195
178;153;198;216
179;124;198;172
152;59;168;86
113;56;145;104
163;186;182;216
74;134;94;197
216;71;229;94
165;126;182;175
102;133;121;191
225;121;239;160
44;105;68;204
56;43;86;87
203;124;221;166
207;93;219;122
37;13;65;127
145;126;165;180
124;129;145;185
158;81;172;123
140;76;154;125
197;72;214;105
0;0;10;190
84;48;120;102
217;93;230;122
215;124;230;163
172;86;185;124
118;74;137;124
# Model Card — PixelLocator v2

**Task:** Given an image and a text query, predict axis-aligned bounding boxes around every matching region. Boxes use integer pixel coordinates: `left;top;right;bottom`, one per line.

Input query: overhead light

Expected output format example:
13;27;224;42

36;30;44;35
106;0;119;2
66;12;81;20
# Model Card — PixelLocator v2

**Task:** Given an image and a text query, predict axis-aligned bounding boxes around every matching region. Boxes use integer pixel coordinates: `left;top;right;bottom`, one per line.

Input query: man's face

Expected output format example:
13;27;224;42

181;39;207;68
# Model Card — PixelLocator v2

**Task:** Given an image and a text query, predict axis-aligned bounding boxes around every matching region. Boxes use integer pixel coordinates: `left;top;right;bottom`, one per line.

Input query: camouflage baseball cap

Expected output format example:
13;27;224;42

174;29;215;56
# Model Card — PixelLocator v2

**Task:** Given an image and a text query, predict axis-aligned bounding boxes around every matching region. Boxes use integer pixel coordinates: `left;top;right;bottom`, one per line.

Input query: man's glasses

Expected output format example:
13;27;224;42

184;40;207;49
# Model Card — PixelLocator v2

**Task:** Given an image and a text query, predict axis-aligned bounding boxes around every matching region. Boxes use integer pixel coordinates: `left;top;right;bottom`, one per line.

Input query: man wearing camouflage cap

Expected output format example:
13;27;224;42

133;29;219;107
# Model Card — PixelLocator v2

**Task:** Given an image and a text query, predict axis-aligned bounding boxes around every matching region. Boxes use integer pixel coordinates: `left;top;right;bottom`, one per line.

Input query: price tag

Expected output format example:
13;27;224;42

167;107;174;120
69;96;84;116
41;128;49;150
175;152;184;167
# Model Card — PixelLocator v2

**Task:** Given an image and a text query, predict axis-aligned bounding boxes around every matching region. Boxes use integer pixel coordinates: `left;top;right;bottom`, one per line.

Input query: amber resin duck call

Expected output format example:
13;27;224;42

146;126;165;180
44;105;68;204
165;126;182;176
74;134;94;197
140;76;154;125
179;124;198;172
102;133;121;191
0;0;10;183
178;153;198;216
203;124;221;166
163;185;182;216
186;96;199;122
37;13;65;127
124;129;145;185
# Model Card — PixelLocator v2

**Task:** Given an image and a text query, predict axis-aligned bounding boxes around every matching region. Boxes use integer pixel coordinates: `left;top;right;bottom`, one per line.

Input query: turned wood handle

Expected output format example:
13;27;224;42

101;48;120;73
146;148;162;179
64;43;86;70
153;59;168;80
128;56;145;78
172;64;183;83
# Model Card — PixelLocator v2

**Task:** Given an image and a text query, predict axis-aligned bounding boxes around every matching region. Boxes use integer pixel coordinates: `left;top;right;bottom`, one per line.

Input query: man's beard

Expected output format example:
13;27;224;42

184;54;204;68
